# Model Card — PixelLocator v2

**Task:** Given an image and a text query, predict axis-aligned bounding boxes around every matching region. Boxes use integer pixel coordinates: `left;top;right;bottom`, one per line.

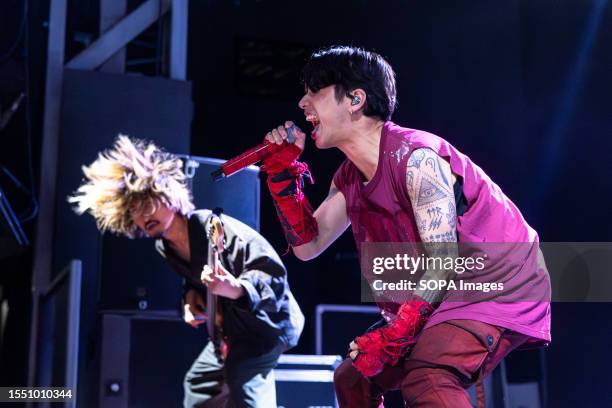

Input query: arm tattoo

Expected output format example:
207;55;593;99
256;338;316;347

425;157;436;171
427;231;456;242
407;149;425;168
447;201;457;230
416;174;448;207
427;207;443;231
407;170;414;192
415;212;427;233
406;148;459;305
436;158;450;187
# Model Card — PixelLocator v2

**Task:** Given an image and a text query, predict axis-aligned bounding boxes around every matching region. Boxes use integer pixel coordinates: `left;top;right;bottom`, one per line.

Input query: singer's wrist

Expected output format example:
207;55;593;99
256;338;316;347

262;144;303;175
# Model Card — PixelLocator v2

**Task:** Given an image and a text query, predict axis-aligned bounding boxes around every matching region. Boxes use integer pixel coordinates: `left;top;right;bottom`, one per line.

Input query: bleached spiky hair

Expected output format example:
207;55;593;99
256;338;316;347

68;135;194;238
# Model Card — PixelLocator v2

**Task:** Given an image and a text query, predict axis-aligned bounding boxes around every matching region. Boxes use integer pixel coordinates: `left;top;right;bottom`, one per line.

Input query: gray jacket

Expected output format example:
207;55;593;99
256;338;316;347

156;210;304;351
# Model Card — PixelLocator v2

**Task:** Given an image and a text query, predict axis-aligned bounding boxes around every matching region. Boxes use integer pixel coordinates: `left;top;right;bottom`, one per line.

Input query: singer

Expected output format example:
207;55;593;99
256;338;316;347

262;46;551;407
68;136;304;408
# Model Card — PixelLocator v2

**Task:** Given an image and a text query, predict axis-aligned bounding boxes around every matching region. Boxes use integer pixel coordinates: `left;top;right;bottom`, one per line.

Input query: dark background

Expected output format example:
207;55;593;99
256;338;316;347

1;0;611;406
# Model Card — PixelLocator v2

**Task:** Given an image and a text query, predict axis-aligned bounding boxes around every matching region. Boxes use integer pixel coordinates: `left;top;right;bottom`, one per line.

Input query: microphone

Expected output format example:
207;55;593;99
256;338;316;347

211;125;299;181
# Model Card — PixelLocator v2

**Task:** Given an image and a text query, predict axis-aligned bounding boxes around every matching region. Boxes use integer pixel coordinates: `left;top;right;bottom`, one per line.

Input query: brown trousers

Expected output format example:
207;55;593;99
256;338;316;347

334;319;528;408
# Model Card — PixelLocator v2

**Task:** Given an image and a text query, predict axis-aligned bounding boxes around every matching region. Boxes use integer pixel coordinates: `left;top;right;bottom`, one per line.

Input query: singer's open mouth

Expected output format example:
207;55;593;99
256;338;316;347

306;113;320;138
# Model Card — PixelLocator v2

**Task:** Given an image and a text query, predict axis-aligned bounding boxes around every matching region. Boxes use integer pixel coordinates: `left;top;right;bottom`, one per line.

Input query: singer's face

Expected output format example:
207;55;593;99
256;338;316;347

130;200;176;238
299;85;352;149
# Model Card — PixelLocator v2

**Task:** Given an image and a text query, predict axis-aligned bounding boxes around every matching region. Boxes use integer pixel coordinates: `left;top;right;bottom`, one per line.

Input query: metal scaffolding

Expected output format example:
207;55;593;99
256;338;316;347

28;0;189;394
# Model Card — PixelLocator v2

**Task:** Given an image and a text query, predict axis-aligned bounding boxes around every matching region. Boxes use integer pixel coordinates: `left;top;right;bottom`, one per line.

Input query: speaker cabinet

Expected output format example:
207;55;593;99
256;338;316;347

99;312;206;408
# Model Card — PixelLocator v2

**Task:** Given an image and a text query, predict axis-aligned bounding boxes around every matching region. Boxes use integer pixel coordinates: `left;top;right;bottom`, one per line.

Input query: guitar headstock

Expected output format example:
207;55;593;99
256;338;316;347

207;214;225;254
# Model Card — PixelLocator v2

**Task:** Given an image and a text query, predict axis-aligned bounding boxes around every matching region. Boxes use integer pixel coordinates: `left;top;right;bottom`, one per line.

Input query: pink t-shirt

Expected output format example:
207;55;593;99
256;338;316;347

333;121;551;345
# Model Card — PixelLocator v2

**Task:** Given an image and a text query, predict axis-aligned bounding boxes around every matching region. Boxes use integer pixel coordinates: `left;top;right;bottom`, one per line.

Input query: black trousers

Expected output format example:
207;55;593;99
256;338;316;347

183;340;282;408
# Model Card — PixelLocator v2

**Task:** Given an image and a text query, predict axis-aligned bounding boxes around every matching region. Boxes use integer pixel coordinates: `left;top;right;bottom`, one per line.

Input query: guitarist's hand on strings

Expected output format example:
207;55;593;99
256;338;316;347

183;288;207;328
201;262;246;300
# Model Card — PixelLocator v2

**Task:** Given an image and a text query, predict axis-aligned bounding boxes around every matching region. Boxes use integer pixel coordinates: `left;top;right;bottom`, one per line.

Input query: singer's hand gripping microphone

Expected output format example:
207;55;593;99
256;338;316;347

211;125;299;181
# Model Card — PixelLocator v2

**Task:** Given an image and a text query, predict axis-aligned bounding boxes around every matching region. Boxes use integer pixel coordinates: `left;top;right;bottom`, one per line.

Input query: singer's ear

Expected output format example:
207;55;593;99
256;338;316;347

346;89;366;112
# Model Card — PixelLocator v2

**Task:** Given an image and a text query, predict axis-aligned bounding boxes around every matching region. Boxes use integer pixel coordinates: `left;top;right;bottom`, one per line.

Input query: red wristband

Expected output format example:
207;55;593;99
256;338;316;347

353;298;433;377
264;150;318;247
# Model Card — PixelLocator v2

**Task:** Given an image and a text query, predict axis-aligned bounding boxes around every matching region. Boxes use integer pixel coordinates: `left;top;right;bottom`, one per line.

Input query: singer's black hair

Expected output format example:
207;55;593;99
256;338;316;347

302;46;397;121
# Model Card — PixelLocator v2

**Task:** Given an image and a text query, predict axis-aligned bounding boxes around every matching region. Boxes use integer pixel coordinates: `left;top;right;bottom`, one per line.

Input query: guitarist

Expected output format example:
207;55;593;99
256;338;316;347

70;135;305;408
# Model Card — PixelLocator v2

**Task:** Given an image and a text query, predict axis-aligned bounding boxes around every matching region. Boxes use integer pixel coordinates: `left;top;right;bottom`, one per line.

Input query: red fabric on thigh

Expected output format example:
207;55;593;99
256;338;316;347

402;319;528;407
334;355;410;408
334;319;529;407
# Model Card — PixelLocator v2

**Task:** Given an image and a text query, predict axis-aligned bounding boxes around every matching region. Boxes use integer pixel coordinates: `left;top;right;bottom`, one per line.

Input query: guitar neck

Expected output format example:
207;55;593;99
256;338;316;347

205;213;225;351
206;248;218;341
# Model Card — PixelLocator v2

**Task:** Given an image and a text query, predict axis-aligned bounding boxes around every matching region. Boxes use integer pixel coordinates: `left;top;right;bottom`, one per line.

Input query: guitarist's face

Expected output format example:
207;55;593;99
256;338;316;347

130;200;176;238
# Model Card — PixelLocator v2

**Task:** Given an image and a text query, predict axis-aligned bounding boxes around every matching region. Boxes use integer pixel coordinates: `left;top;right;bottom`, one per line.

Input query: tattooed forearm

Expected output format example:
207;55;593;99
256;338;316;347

406;148;458;305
